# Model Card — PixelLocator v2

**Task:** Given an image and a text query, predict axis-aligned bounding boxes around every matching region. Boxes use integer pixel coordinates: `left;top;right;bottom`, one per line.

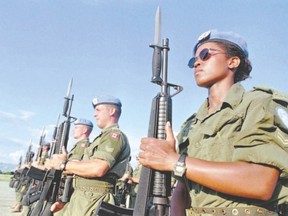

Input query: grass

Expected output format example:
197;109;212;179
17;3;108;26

0;174;12;182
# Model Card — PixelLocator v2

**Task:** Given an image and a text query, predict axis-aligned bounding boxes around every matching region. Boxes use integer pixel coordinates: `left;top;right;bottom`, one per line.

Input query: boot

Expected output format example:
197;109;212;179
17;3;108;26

11;203;22;213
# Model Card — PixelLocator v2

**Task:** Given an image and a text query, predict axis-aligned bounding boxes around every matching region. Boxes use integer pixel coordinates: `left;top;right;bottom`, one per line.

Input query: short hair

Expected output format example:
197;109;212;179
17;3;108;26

218;41;252;83
106;104;122;119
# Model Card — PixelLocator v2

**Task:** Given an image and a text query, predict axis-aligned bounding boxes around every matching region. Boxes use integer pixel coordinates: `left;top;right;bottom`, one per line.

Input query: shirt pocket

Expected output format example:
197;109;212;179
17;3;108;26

187;113;243;162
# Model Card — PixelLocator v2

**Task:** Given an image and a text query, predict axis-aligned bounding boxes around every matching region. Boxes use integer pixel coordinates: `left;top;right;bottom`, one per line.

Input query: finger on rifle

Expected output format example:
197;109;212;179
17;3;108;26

165;121;175;143
62;146;68;155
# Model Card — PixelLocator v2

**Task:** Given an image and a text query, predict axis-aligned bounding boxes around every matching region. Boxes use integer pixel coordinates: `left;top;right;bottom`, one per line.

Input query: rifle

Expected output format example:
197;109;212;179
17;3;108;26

49;114;60;159
114;160;133;207
96;7;182;216
23;122;57;207
35;127;46;164
12;142;35;208
15;142;34;190
30;79;75;216
24;142;33;165
133;7;182;216
19;155;23;168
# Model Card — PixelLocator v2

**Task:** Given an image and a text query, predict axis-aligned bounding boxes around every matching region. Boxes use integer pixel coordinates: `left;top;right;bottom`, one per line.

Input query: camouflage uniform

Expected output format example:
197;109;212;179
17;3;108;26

177;83;288;216
57;124;130;216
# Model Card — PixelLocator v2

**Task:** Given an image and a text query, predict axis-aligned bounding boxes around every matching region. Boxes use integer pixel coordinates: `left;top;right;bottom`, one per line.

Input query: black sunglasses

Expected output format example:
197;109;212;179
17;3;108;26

188;48;225;68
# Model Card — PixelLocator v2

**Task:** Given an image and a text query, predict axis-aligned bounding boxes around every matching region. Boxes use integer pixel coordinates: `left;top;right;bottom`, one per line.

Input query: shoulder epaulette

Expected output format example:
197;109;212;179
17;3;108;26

186;113;196;121
253;85;288;104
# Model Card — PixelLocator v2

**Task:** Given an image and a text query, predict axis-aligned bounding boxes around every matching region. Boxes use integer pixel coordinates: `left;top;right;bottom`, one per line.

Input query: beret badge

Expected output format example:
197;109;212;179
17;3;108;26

198;30;211;42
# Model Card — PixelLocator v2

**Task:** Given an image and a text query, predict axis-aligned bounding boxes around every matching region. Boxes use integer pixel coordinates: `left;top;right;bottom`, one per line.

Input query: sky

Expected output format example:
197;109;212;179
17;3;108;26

0;0;287;168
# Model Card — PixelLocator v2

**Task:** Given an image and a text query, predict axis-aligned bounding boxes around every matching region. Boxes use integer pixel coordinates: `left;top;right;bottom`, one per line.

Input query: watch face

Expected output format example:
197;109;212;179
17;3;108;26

176;166;185;172
60;161;67;171
174;161;186;177
175;165;185;176
174;154;187;177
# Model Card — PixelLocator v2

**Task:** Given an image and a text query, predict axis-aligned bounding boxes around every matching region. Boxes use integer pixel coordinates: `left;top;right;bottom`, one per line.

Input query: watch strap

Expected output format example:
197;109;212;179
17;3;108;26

59;160;68;171
178;153;187;164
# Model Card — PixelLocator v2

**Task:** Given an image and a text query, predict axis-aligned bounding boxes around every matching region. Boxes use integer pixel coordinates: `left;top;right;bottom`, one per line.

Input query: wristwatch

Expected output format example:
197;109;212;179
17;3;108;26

173;153;187;177
59;160;68;171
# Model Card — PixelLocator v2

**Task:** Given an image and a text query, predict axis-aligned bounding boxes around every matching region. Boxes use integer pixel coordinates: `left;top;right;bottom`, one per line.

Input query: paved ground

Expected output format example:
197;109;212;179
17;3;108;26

0;181;21;216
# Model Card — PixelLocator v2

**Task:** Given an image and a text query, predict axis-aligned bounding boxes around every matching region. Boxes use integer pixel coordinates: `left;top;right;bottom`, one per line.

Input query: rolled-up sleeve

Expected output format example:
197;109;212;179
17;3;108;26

233;100;288;177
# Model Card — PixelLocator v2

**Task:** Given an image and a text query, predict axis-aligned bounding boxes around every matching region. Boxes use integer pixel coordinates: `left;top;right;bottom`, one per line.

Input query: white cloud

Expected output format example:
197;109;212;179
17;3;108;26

19;110;35;120
6;137;28;146
0;150;24;164
9;150;25;164
0;110;17;120
0;109;35;123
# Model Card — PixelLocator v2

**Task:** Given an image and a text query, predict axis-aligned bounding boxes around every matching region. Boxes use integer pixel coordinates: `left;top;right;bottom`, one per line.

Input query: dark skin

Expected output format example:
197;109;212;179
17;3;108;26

139;42;280;215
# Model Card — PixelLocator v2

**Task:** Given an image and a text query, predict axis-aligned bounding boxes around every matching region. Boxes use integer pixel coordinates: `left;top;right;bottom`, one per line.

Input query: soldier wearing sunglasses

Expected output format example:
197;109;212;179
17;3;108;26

139;29;288;216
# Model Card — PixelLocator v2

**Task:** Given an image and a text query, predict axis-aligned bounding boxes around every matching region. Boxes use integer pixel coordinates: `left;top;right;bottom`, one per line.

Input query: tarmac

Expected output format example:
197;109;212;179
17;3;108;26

0;181;21;216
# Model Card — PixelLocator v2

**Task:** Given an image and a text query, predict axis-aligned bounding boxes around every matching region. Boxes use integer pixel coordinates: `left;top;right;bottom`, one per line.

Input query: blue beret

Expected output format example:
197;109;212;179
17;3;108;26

193;29;249;58
92;95;122;108
74;118;93;127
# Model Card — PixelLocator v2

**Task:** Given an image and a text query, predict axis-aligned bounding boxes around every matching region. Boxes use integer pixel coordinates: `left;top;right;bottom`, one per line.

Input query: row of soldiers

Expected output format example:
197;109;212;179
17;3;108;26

9;28;288;216
9;95;140;216
9;142;51;213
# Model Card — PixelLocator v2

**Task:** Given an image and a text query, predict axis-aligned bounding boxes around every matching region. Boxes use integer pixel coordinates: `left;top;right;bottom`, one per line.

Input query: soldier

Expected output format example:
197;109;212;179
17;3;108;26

115;156;133;208
139;29;288;216
46;95;131;216
68;118;93;161
51;118;94;213
128;156;142;209
39;142;51;166
21;142;50;216
32;142;51;169
11;151;34;213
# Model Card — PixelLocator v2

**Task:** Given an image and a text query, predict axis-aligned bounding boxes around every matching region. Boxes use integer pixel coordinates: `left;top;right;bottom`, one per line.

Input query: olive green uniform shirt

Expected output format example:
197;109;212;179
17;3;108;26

58;124;130;216
68;139;90;161
39;151;49;165
177;83;288;210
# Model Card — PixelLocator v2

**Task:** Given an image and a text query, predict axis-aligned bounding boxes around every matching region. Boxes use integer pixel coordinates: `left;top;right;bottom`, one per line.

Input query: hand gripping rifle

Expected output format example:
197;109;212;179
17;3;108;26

30;79;75;216
96;7;182;216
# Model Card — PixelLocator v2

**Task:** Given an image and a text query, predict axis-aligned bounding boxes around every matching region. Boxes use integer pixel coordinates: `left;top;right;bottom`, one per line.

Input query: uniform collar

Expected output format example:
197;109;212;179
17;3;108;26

197;83;245;121
222;82;245;109
102;123;119;133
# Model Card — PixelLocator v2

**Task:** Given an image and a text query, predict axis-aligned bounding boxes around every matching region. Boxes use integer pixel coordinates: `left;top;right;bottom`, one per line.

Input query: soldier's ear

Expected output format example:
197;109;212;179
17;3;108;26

109;107;117;117
228;56;240;70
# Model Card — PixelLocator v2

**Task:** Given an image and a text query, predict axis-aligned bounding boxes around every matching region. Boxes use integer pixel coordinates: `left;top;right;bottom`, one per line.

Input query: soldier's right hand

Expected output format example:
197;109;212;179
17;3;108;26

50;201;65;213
139;121;179;172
